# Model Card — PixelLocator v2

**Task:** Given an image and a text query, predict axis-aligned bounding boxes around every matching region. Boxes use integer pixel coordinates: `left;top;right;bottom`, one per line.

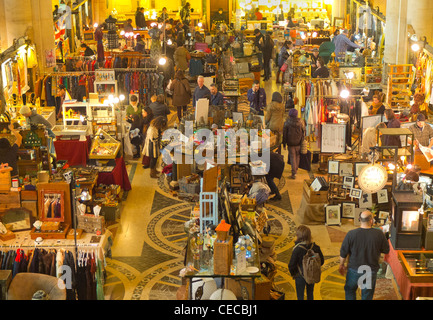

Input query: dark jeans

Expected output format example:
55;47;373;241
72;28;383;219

265;175;280;197
345;268;377;300
287;145;301;176
177;106;187;121
263;58;271;80
150;157;158;169
295;276;315;300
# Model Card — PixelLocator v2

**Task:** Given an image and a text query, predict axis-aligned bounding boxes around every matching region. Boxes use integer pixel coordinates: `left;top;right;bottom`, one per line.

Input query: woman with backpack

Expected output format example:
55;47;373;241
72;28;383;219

282;108;305;179
288;225;324;300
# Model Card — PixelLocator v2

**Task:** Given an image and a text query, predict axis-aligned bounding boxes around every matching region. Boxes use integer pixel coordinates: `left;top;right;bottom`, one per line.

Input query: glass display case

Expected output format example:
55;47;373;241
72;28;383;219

398;251;433;283
89;129;120;160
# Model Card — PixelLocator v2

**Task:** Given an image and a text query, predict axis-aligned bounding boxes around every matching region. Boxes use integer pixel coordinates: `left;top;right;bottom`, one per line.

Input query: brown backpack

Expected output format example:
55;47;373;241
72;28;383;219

296;243;322;285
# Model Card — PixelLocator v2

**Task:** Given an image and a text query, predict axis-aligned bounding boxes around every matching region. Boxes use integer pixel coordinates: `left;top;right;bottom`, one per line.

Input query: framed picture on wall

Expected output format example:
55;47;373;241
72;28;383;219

334;17;344;28
343;176;355;189
328;160;340;175
325;204;341;226
339;162;353;177
350;188;362;199
359;192;373;209
355;162;369;177
377;189;389;204
342;202;356;219
379;211;389;220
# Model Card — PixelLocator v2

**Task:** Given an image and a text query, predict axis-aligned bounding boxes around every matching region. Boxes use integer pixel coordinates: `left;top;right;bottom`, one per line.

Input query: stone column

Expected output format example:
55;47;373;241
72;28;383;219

383;0;408;66
406;0;433;45
30;0;56;74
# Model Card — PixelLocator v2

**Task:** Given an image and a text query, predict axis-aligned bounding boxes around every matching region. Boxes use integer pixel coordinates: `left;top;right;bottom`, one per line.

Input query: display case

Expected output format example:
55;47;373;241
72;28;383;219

89;129;120;160
398;250;433;283
62;101;89;127
391;192;424;250
89;102;117;137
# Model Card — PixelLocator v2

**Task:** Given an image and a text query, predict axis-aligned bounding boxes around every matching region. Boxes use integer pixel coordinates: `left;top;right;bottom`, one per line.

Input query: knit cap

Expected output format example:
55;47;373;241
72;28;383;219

289;108;298;118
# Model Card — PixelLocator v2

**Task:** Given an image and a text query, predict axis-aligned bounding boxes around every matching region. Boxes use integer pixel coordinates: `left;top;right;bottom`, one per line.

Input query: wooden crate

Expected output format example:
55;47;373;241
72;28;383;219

21;190;37;201
213;236;233;275
0;171;11;192
0;192;20;213
303;179;328;204
224;274;271;300
77;214;105;234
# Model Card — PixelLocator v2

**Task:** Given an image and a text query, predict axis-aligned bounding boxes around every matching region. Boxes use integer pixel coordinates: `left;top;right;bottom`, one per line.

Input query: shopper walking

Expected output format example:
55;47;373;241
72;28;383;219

141;107;154;168
266;152;285;201
174;41;191;72
339;210;390;300
288;225;324;300
265;92;285;153
129;114;143;159
169;69;191;121
143;116;168;178
263;33;274;81
277;41;292;84
282;108;304;179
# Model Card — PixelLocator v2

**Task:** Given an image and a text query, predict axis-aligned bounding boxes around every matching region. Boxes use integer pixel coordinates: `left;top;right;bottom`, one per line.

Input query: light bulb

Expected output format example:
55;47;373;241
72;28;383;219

340;89;350;99
159;57;167;65
119;94;125;101
412;43;421;52
114;97;120;104
93;23;99;28
167;39;172;45
108;95;114;102
198;22;203;28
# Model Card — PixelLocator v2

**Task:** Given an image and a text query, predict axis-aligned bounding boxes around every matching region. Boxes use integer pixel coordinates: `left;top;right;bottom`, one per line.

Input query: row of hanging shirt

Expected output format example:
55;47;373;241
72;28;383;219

0;246;106;300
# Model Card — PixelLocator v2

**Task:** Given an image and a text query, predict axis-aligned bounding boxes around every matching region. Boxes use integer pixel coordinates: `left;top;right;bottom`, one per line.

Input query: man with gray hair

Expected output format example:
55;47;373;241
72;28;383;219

192;75;211;107
339;210;389;300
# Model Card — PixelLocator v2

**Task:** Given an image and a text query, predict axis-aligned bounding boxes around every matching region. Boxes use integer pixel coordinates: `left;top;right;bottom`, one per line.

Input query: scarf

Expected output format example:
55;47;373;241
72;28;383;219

370;101;383;115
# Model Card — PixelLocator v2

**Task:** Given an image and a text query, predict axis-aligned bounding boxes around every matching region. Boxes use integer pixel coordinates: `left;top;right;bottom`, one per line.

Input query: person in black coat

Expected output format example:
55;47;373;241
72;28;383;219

80;43;95;56
283;108;305;179
288;225;324;300
263;32;274;81
312;57;330;79
266;152;285;201
130;113;143;158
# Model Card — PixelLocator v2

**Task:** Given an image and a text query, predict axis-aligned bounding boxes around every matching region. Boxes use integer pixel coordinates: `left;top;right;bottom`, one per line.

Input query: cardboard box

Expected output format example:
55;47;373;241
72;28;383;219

213;236;233;275
224;274;271;300
303;179;328;204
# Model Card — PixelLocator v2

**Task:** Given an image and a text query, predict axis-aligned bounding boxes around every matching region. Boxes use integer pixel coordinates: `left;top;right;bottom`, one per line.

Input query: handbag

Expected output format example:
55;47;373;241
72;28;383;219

280;62;288;72
300;138;308;155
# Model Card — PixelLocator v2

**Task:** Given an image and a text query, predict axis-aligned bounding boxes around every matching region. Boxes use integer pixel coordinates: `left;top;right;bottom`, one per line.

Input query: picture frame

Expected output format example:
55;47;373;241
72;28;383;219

325;204;341;226
321;123;346;154
350;188;362;199
334;17;344;28
355;162;369;177
428;213;433;231
342;202;356;219
354;208;364;227
328;160;340;175
40;190;65;222
343;176;355;189
377;189;389;204
359;192;373;209
339;162;353;177
379;211;389;220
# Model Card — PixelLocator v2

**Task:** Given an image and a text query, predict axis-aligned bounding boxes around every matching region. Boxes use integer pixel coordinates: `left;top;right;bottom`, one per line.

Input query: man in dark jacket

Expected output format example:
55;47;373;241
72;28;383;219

254;29;265;69
149;95;171;121
283;108;304;179
247;80;266;115
135;7;146;29
266;152;285;201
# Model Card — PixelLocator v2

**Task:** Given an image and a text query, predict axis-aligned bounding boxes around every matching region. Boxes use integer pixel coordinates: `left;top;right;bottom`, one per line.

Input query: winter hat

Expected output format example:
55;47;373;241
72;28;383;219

271;92;283;103
289;108;298;118
417;113;426;122
20;105;31;116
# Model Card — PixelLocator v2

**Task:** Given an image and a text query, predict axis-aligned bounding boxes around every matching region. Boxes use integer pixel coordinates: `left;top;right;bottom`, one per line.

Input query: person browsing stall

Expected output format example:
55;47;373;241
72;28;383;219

126;95;144;120
20;105;53;129
408;113;433;150
149;95;170;121
247;80;266;115
333;29;360;60
369;95;386;115
193;76;211;107
0;122;22;177
210;83;224;106
339;210;390;300
312;57;330;79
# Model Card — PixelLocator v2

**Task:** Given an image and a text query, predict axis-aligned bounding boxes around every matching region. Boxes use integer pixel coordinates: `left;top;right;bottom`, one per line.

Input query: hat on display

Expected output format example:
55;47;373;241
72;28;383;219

417;114;426;122
20;105;31;115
